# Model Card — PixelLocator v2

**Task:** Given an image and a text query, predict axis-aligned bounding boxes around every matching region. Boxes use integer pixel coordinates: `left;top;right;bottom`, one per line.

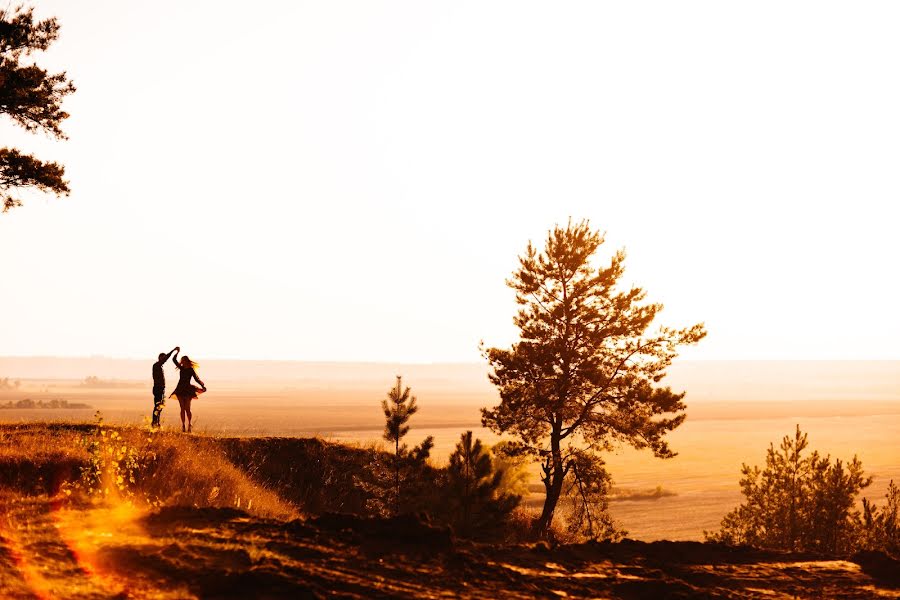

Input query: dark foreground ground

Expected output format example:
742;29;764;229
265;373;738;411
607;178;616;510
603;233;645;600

1;495;899;599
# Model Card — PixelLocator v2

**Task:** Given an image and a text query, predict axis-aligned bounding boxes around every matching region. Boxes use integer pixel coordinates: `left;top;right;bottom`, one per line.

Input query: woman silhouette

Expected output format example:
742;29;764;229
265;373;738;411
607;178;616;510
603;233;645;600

170;350;206;432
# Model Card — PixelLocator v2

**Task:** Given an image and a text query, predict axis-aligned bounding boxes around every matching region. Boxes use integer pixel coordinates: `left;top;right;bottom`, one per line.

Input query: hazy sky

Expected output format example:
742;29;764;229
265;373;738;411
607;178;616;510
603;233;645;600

1;1;898;362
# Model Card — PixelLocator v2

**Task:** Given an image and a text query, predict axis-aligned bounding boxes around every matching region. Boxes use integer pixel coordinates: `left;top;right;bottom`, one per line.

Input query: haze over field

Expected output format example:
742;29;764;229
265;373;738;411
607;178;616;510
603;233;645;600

2;357;897;539
3;357;899;400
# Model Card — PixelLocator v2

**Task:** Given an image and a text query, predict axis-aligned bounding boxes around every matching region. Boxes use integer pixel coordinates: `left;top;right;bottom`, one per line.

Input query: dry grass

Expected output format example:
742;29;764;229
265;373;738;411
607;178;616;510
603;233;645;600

0;421;403;521
0;422;296;519
0;421;517;536
0;424;86;461
133;431;297;519
0;423;87;493
215;435;393;515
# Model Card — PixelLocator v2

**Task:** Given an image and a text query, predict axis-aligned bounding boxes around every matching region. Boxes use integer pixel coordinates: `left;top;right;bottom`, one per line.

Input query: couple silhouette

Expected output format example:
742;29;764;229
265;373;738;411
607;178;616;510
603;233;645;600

151;347;206;432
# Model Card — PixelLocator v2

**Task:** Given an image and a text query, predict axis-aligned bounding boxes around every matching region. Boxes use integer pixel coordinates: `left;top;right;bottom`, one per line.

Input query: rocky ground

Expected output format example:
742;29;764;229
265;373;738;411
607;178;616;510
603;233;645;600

1;495;899;599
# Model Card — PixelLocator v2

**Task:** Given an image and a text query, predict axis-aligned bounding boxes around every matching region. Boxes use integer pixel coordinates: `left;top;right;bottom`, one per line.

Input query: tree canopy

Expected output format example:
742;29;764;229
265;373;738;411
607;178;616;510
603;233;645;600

0;6;74;212
482;220;706;536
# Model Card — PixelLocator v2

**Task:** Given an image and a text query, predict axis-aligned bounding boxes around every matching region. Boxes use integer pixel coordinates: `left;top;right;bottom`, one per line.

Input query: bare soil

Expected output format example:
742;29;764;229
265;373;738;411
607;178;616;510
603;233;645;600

1;495;898;599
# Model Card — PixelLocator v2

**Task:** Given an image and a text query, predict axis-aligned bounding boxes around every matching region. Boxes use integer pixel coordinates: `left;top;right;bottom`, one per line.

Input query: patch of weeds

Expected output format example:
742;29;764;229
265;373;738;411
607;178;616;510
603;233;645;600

64;412;160;506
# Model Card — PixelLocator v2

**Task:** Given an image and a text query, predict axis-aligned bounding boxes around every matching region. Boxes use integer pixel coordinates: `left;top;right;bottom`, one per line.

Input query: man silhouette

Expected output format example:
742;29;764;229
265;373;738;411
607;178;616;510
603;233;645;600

152;346;179;427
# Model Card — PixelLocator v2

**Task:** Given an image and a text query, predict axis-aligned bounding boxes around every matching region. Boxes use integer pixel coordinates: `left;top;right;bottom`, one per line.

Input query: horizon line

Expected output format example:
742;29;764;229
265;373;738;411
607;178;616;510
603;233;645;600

2;355;900;364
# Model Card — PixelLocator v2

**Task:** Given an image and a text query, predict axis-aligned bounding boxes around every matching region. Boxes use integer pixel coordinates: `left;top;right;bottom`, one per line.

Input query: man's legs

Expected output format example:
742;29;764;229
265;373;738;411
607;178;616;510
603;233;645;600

151;387;164;427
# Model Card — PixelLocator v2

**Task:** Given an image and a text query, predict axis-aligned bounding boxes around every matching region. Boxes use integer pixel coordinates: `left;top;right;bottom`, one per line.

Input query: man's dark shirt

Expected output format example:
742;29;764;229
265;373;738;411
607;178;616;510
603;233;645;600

152;361;165;389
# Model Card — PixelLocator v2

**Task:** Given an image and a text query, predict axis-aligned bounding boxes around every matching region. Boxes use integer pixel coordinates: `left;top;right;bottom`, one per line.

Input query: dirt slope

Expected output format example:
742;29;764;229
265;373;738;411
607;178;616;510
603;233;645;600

2;496;899;599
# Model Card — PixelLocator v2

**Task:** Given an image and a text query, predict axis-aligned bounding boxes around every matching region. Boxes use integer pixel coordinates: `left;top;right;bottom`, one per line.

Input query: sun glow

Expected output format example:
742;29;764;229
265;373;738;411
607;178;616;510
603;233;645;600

1;516;56;600
0;495;172;599
52;501;191;599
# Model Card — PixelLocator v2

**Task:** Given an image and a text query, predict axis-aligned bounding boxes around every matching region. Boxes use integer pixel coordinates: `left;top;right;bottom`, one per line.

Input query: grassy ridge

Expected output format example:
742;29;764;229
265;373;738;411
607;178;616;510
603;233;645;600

0;423;406;521
0;424;293;517
217;437;388;515
0;423;88;494
0;422;524;542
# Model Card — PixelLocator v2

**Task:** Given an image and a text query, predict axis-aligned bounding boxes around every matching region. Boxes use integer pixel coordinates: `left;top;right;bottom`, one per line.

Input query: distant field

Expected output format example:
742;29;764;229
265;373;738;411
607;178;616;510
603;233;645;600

1;359;897;541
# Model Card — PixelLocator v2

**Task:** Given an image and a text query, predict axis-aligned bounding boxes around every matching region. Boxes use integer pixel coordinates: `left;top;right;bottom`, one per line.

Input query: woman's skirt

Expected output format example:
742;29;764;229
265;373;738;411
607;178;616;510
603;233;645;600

170;384;204;406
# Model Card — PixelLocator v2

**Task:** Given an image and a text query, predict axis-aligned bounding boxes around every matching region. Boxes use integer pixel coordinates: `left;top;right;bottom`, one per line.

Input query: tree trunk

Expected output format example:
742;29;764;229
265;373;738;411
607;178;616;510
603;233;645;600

535;428;565;537
395;438;400;515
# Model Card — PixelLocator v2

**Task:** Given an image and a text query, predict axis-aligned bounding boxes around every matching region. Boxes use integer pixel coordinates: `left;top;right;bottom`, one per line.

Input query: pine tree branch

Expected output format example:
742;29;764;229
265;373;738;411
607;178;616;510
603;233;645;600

0;147;69;212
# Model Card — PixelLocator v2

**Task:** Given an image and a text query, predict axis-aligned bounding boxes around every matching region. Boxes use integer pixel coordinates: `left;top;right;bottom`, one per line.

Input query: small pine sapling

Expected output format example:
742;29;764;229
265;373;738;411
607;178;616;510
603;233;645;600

380;376;433;514
446;431;520;537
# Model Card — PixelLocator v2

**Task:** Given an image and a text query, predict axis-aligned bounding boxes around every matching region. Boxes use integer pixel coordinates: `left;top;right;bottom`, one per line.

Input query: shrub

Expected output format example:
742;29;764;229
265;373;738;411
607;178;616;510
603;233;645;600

706;425;872;555
491;440;532;500
861;480;900;558
563;449;625;541
352;439;438;518
442;431;520;538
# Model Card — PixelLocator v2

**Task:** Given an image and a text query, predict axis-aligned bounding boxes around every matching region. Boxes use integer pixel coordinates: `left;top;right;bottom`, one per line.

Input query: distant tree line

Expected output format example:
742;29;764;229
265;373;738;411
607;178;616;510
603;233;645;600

0;398;91;409
79;376;142;389
0;378;21;390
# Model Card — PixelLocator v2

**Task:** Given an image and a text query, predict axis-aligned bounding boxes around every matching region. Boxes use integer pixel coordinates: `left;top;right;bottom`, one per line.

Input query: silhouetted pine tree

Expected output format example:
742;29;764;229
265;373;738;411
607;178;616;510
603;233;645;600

380;376;433;514
352;448;396;517
445;431;520;537
1;6;75;212
482;220;706;537
707;425;872;555
861;480;900;557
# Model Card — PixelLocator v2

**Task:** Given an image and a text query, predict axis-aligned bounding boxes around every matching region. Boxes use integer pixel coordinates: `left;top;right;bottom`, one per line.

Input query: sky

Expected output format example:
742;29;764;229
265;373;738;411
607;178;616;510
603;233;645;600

1;1;898;362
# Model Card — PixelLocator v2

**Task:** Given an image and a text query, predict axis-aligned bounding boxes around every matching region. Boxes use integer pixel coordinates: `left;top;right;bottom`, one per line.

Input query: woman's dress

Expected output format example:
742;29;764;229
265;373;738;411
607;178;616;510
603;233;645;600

170;366;204;403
